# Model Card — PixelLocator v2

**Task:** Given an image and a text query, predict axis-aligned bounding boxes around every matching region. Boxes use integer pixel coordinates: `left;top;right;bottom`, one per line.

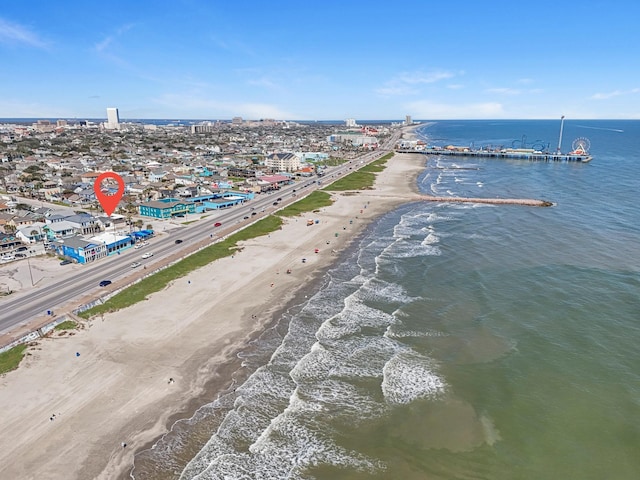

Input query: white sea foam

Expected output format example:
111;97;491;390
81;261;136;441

290;343;340;383
384;239;441;258
384;324;448;339
357;278;414;305
382;351;447;405
329;337;407;379
423;232;439;245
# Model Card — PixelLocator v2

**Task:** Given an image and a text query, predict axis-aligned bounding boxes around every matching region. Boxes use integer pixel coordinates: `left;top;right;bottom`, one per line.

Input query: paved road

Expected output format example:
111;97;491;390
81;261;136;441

0;130;402;336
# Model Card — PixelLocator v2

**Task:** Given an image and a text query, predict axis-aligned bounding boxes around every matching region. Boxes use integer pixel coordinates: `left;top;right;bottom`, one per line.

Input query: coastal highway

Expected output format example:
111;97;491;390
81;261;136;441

0;129;403;336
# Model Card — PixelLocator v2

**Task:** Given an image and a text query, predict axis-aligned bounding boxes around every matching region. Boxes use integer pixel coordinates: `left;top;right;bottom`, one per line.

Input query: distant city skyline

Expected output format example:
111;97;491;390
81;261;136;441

1;1;639;120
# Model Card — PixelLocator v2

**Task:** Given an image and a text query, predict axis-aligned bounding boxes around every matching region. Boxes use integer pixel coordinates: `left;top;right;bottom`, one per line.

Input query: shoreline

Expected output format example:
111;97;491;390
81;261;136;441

0;152;426;480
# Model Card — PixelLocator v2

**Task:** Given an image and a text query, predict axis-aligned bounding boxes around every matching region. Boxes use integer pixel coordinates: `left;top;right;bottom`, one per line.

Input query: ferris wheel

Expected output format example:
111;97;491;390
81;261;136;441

571;137;591;154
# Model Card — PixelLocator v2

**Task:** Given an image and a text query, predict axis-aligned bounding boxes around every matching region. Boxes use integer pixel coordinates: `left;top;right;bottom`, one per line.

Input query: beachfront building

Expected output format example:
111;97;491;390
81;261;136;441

90;232;132;256
265;153;300;173
15;222;50;244
138;198;196;219
327;133;379;147
0;232;21;250
256;174;292;191
50;236;108;264
189;192;253;212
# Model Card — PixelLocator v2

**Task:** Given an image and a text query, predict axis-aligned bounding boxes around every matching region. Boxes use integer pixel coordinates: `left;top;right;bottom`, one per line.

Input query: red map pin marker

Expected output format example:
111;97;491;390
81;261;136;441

94;171;125;216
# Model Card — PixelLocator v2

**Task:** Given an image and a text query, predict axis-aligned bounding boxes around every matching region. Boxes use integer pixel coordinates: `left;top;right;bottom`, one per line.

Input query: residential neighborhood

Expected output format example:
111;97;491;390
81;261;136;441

0;116;395;266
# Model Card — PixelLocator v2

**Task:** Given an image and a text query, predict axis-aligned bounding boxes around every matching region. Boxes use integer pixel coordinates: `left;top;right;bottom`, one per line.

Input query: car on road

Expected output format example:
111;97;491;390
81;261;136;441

141;252;154;259
174;239;183;244
1;255;16;261
60;259;72;265
251;212;257;216
134;244;143;249
16;246;28;252
99;280;112;287
243;216;249;220
130;262;142;268
276;197;282;201
273;202;279;206
15;253;27;258
214;222;222;227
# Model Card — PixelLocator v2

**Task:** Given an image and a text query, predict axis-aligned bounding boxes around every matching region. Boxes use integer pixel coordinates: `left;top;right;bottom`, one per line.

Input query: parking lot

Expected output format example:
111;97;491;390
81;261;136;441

0;250;79;295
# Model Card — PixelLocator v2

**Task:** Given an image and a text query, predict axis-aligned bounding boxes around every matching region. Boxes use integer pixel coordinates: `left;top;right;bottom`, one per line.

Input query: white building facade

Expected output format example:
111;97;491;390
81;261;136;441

106;107;120;130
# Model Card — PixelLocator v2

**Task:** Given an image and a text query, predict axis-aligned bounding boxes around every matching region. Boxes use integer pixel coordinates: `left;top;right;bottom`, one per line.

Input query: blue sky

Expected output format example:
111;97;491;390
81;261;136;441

1;1;639;120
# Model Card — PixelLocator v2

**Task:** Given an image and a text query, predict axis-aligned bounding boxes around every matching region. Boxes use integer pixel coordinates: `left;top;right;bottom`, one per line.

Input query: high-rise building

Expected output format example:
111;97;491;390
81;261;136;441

405;115;412;125
106;108;120;130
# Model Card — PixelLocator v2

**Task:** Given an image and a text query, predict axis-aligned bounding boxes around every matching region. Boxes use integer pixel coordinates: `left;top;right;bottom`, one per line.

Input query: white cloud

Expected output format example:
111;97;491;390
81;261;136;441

94;24;134;53
247;77;279;90
591;88;640;100
0;99;72;117
485;87;544;96
397;71;456;85
375;70;458;96
0;17;47;48
153;92;294;119
485;87;522;95
375;85;419;96
405;100;505;119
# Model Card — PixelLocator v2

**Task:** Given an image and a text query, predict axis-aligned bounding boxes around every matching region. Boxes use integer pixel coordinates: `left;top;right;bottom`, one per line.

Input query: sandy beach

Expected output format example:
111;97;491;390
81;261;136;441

0;152;425;480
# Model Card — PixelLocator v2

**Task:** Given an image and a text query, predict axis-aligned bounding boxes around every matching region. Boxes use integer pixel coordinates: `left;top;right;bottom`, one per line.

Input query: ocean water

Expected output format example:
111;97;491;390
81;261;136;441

133;120;640;479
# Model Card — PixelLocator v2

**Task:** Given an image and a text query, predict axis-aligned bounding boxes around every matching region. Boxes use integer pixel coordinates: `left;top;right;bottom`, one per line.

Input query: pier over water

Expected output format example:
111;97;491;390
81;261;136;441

397;147;592;163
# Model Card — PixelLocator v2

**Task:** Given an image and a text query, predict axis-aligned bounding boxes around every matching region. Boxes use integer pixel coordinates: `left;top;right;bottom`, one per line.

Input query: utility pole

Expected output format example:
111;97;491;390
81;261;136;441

27;251;35;286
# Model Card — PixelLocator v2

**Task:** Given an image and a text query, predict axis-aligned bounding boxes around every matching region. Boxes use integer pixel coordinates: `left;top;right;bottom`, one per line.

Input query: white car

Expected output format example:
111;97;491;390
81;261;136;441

141;252;154;259
1;255;15;262
130;262;142;268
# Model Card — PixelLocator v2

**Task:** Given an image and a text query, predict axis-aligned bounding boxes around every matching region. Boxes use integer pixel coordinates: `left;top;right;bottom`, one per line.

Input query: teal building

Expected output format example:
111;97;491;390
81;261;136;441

139;198;196;219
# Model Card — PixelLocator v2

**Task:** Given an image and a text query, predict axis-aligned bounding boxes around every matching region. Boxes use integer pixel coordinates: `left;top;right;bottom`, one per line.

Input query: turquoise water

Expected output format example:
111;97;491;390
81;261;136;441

136;120;640;479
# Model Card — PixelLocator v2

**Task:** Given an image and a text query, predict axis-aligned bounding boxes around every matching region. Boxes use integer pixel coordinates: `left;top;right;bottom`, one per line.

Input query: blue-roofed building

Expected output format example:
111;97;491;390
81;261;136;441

50;235;108;264
139;198;196;219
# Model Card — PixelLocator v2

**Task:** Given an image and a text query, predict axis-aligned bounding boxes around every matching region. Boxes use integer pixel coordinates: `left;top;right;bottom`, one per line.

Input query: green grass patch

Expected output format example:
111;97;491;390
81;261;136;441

54;320;77;331
323;155;392;191
78;215;283;319
276;191;333;218
0;344;27;375
323;171;376;191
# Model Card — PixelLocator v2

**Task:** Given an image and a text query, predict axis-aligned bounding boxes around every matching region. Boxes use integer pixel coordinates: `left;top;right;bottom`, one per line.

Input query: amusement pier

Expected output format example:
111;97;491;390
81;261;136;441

403;146;592;163
398;116;593;163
